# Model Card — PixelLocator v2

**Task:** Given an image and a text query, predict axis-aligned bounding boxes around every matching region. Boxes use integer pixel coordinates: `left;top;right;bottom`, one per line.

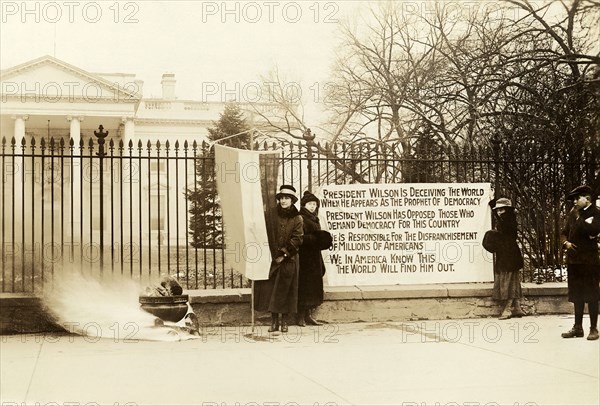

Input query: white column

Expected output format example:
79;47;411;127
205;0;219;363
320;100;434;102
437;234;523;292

121;116;136;250
10;115;28;267
66;116;83;256
12;114;28;142
122;116;135;144
67;116;83;145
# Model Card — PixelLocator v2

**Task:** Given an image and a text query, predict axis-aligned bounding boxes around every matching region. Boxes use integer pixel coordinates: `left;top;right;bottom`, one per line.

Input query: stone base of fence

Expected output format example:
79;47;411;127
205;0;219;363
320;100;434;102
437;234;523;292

0;283;572;335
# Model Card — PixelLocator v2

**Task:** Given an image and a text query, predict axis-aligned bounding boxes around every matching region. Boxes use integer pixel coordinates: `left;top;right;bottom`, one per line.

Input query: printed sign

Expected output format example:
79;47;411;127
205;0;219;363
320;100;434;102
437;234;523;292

319;183;494;286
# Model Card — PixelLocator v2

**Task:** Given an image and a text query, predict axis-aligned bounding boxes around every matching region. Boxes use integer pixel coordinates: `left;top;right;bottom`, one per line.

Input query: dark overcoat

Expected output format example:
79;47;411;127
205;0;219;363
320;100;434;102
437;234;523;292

561;204;600;265
560;204;600;302
482;211;523;273
298;207;329;309
254;205;303;314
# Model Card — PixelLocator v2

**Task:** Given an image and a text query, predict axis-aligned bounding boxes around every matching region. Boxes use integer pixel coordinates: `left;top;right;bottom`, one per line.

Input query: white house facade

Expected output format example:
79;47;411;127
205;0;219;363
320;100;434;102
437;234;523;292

0;56;282;284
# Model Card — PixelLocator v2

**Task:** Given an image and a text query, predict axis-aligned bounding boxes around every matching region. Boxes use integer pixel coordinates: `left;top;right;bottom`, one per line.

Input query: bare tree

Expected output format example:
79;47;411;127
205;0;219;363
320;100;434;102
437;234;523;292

248;0;599;275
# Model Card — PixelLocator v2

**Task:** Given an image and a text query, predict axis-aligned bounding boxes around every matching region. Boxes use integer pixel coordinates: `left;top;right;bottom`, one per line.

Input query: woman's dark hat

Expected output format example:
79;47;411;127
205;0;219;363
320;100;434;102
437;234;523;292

567;185;594;200
492;197;513;210
276;185;298;203
301;191;320;206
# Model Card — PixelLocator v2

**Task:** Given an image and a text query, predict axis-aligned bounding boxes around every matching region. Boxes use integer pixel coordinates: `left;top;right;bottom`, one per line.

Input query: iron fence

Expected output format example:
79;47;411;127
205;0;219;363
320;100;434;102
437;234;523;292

1;129;597;293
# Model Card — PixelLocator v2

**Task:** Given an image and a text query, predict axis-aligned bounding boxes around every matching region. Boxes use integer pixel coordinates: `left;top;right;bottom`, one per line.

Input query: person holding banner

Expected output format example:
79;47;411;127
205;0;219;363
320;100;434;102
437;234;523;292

483;198;525;320
560;185;600;341
254;185;304;333
297;191;333;326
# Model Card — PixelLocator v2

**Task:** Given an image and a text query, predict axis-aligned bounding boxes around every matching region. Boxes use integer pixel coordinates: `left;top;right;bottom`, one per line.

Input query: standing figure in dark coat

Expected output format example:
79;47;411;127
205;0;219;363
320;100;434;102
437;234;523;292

297;191;333;326
482;198;524;320
560;185;600;341
254;185;303;333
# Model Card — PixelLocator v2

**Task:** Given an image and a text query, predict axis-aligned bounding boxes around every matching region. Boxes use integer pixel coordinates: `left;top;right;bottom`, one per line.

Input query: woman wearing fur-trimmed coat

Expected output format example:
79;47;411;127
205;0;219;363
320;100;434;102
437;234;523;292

254;185;303;333
297;191;332;326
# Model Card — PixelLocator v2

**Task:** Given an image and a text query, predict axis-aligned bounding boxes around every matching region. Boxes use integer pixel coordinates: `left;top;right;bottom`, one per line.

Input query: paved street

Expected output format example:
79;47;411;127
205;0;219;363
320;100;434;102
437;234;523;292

1;315;598;406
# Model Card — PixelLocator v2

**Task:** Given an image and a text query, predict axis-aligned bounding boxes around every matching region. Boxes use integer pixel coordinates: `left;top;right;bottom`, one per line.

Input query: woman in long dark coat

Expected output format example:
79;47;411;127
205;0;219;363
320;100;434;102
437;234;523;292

254;185;303;333
297;191;332;326
560;185;600;340
483;198;524;320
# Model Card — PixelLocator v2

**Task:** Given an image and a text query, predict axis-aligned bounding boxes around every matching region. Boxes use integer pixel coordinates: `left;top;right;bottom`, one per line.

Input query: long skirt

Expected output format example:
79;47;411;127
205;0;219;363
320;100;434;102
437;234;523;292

567;264;600;303
298;266;324;310
492;271;522;300
254;263;298;314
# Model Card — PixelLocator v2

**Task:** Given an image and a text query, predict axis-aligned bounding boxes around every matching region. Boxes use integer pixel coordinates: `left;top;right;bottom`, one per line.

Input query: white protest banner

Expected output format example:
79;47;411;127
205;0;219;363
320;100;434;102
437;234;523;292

319;183;494;286
214;144;280;280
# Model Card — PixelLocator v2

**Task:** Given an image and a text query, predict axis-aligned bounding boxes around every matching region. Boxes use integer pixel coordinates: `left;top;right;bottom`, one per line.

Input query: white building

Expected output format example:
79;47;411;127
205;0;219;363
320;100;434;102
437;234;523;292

0;55;282;282
1;54;281;144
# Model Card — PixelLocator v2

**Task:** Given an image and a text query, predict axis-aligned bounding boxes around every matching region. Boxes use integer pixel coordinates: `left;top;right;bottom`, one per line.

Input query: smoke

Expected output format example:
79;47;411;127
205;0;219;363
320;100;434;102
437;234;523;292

42;267;197;342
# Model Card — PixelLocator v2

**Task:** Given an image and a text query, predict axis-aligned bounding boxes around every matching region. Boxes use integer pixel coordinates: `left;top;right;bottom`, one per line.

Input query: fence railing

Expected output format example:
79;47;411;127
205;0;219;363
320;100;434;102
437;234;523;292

1;131;231;293
1;129;597;293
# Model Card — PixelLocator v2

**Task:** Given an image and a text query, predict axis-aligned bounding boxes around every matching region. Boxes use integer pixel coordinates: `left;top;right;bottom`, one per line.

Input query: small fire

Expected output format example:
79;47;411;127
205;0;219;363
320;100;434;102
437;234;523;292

43;267;197;342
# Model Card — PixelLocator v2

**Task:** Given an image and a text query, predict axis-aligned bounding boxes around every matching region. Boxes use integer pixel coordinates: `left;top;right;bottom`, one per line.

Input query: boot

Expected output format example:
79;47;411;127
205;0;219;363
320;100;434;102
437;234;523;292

305;308;322;326
498;301;512;320
296;311;306;327
268;313;279;332
281;314;289;333
587;327;599;341
511;299;525;318
561;324;584;338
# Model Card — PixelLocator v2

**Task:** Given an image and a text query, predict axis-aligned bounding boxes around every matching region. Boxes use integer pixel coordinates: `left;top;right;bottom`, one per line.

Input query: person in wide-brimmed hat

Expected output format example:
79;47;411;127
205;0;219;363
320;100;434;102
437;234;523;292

566;185;596;201
483;197;525;320
275;184;298;203
492;197;513;210
560;185;600;341
296;191;332;327
254;185;303;333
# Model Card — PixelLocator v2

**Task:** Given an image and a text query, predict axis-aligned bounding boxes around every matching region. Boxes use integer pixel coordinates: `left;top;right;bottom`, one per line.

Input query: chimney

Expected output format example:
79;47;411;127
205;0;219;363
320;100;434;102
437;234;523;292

161;73;176;100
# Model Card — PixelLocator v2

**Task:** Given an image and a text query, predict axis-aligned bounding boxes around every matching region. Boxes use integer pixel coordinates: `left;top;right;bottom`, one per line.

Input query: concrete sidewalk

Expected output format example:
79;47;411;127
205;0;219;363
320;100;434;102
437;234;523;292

1;315;598;406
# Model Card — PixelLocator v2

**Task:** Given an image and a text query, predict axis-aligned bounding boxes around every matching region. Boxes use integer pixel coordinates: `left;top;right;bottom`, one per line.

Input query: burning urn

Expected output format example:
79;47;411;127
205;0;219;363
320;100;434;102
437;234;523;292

140;275;189;323
139;294;189;323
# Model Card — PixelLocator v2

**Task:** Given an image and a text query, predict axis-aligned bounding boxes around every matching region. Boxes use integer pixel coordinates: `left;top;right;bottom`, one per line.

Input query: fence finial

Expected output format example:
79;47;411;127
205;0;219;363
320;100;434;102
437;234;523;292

94;124;109;158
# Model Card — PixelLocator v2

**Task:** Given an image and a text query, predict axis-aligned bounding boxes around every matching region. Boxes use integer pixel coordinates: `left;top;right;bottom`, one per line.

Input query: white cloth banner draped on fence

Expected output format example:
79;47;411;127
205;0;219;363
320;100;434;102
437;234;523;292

319;183;495;286
214;145;279;281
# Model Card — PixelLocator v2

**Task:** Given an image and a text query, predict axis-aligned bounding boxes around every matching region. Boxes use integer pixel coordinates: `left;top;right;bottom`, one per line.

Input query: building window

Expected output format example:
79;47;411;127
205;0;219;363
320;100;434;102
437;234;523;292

149;161;166;172
150;194;166;231
91;193;107;231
